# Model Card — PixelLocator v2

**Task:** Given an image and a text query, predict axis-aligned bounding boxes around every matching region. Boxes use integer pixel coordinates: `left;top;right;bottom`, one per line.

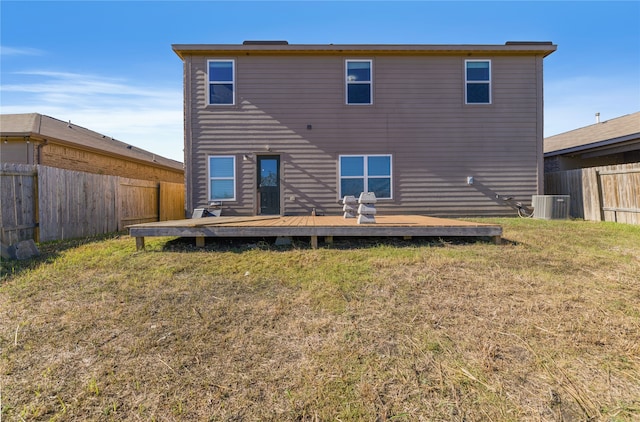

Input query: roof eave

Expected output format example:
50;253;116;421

172;42;557;59
1;131;33;137
544;132;640;157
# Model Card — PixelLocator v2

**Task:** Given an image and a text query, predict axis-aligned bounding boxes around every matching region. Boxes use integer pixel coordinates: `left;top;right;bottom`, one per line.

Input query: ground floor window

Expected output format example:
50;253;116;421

208;155;236;201
339;154;392;199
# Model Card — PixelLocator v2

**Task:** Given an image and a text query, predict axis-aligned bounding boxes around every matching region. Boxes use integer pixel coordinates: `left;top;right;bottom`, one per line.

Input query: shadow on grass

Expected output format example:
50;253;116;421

161;235;517;253
0;231;127;281
1;233;518;282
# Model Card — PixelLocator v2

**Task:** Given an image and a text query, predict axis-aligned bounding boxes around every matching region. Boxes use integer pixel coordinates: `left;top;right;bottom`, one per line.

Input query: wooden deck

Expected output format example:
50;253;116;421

128;215;502;250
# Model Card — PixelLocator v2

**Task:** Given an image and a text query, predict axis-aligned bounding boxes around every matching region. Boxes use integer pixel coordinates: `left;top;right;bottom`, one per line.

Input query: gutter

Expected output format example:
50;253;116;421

172;42;557;60
544;133;640;157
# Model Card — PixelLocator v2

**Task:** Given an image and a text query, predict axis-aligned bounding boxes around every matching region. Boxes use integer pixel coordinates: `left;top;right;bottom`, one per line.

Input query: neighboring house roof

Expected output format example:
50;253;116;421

0;113;183;171
544;112;640;157
172;41;557;58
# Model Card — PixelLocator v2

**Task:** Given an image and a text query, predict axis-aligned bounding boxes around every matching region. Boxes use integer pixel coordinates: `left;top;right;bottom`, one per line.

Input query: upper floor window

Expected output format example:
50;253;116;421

208;155;236;201
465;60;491;104
208;60;235;105
339;154;392;199
346;60;372;105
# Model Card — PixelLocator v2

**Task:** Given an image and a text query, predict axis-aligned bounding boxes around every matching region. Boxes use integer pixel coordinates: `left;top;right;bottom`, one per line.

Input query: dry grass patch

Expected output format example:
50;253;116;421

1;219;639;421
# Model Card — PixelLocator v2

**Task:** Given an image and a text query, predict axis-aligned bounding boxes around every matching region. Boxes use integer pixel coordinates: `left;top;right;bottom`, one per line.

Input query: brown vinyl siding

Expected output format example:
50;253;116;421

183;50;548;216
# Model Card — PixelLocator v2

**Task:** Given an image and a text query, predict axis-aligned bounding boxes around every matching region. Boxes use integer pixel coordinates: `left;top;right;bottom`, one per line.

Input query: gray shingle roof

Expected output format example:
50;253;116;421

544;112;640;156
1;113;183;170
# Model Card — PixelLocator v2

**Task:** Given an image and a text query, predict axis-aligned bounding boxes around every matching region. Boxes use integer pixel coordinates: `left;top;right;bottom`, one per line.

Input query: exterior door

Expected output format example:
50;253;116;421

257;156;280;215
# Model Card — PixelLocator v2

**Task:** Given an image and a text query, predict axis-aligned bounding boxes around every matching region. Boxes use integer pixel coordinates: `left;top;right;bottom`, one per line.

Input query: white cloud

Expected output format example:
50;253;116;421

3;71;178;103
0;46;45;56
0;70;184;161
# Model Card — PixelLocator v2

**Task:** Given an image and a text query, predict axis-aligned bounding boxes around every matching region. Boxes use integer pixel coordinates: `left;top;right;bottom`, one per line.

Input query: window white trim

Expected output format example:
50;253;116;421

208;155;236;201
464;59;491;105
339;154;392;199
207;59;235;106
345;59;373;105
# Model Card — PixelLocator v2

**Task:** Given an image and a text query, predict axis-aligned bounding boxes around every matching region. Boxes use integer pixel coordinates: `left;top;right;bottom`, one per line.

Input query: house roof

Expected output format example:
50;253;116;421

544;112;640;157
0;113;183;171
172;41;557;59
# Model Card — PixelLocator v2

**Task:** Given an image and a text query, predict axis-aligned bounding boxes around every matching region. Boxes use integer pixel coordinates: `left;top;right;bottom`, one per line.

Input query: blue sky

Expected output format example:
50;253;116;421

1;0;639;162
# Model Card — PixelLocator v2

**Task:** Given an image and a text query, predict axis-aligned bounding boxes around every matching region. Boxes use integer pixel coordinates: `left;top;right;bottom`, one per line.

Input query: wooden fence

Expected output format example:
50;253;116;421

545;162;640;225
1;163;185;245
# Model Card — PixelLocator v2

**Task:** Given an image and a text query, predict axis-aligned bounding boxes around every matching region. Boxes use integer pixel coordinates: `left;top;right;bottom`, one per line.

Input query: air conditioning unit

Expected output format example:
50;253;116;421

532;195;570;220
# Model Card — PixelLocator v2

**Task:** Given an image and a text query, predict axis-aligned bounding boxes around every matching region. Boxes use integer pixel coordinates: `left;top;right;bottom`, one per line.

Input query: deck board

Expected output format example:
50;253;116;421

128;215;502;250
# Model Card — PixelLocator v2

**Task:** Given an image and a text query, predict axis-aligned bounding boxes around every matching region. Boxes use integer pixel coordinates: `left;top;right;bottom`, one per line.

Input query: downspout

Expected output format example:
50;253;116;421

536;55;545;195
183;56;193;217
35;138;48;164
31;135;46;243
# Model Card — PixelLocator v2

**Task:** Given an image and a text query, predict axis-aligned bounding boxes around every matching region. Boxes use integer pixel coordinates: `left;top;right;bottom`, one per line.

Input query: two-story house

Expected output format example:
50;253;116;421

172;41;556;217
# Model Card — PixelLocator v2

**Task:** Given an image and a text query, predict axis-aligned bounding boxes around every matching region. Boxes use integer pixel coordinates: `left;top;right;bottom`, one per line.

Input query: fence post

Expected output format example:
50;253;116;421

117;179;123;231
581;167;599;222
595;170;605;222
34;169;40;242
157;182;161;222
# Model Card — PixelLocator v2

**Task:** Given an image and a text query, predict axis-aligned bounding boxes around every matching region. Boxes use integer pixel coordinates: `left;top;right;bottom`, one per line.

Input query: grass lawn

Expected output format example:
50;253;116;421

1;218;639;421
